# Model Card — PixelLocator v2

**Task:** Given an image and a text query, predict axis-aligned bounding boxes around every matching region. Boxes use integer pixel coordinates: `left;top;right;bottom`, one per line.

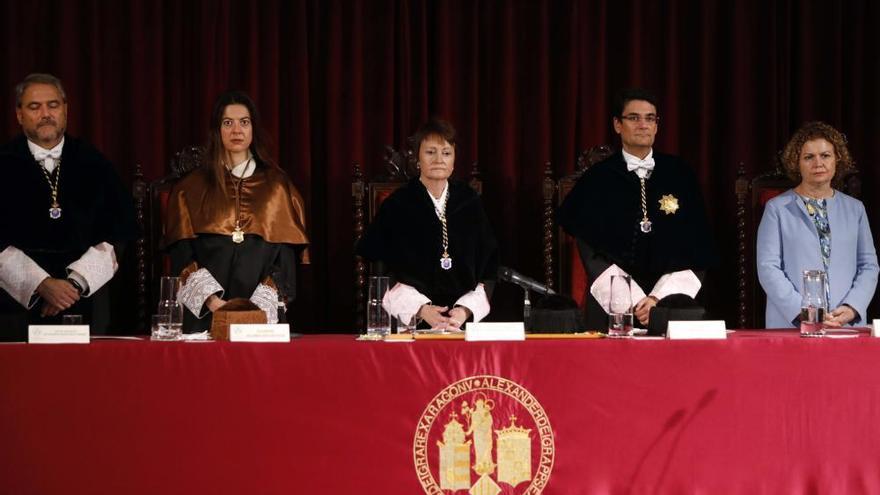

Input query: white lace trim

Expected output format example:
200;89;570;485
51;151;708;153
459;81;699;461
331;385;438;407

0;246;49;308
178;268;224;318
453;284;491;323
382;282;431;324
67;242;117;297
250;283;279;324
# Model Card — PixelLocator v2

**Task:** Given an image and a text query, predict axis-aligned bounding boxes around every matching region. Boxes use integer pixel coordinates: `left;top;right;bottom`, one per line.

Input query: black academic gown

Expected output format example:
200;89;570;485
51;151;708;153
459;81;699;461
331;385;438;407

556;151;715;329
357;178;498;311
0;135;138;341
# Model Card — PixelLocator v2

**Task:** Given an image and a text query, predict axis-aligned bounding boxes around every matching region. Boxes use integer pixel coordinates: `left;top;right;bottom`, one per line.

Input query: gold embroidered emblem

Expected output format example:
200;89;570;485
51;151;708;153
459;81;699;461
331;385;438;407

414;375;555;495
659;194;680;214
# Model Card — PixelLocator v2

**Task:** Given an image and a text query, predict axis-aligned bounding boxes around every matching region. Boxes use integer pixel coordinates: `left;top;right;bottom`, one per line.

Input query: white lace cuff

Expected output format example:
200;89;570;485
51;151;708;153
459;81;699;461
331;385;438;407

382;282;431;324
649;270;701;301
590;264;647;314
454;284;491;323
250;283;279;324
66;242;118;297
0;246;49;308
178;268;224;318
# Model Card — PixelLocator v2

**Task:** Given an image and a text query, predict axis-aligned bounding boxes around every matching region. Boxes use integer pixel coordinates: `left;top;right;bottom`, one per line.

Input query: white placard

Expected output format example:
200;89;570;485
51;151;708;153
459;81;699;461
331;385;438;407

28;325;90;344
872;319;880;338
229;324;291;343
465;322;525;342
666;320;727;340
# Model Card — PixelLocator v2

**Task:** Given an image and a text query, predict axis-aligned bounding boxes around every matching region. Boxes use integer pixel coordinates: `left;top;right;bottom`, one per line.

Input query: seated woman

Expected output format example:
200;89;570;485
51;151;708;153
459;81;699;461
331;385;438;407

357;119;498;330
757;121;878;328
164;91;309;332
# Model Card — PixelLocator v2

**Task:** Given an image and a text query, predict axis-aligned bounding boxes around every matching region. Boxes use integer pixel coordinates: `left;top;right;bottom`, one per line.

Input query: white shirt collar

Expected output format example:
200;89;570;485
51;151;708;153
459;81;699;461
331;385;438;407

27;137;65;173
622;148;655;179
426;181;450;218
228;154;256;178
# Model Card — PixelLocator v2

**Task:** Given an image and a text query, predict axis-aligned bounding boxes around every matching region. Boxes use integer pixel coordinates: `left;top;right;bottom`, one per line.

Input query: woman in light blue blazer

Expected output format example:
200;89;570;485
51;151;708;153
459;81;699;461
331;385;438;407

757;122;878;328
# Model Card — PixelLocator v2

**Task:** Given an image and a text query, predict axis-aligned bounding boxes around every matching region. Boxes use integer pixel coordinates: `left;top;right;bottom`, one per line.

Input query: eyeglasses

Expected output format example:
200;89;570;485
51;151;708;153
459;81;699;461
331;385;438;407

619;114;659;124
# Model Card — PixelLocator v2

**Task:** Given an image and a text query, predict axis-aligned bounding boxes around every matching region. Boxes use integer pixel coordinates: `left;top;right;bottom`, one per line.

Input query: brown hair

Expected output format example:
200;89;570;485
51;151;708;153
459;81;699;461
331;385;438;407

411;118;457;154
205;90;276;193
781;121;853;186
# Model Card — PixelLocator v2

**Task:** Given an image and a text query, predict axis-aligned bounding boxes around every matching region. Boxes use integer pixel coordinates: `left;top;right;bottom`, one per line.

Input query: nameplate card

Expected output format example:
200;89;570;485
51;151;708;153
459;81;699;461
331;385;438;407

229;324;291;343
872;319;880;338
28;325;90;344
666;320;727;340
465;322;525;342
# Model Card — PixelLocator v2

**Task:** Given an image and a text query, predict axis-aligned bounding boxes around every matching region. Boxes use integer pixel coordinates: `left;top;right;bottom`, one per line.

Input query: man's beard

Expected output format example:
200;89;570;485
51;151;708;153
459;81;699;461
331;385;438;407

26;122;64;145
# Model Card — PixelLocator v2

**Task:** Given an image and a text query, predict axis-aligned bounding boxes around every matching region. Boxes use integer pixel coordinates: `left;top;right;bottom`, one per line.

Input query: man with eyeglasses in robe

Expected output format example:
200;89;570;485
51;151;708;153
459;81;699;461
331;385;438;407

557;88;715;333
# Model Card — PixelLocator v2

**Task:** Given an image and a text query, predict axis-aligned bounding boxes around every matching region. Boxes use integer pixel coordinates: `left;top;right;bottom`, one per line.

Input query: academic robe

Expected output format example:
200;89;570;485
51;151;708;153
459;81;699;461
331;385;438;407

0;134;138;341
164;162;309;332
556;151;715;329
357;178;498;310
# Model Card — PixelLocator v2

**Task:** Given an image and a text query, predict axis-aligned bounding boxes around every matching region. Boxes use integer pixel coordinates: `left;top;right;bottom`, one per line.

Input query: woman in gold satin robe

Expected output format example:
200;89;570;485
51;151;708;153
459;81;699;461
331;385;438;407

164;91;309;332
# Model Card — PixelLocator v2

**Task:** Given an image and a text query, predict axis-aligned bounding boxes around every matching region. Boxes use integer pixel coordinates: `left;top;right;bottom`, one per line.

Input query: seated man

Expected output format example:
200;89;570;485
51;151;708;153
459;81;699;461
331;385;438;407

0;73;137;341
557;88;715;331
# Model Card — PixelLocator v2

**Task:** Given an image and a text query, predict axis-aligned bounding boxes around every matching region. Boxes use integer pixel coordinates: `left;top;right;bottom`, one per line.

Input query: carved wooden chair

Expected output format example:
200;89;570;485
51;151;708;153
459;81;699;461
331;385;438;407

541;145;615;314
352;141;484;328
133;146;204;331
734;157;861;328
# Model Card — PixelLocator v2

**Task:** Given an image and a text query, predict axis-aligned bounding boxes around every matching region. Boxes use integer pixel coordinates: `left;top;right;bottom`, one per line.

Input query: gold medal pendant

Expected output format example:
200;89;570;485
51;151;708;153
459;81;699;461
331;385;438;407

440;254;453;270
232;227;245;244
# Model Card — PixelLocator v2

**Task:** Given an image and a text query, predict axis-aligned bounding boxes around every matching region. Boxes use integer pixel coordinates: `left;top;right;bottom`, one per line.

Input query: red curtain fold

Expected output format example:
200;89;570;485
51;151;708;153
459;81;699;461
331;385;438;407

2;0;878;332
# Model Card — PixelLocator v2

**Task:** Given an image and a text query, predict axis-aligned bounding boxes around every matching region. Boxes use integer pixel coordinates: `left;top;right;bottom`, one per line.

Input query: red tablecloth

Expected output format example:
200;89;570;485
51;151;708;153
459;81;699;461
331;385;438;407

2;331;879;494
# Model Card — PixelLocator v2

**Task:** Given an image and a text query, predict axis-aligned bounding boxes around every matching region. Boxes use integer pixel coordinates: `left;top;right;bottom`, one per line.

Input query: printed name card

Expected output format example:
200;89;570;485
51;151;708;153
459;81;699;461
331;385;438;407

666;320;727;340
229;324;291;343
28;325;90;344
465;322;526;342
872;319;880;338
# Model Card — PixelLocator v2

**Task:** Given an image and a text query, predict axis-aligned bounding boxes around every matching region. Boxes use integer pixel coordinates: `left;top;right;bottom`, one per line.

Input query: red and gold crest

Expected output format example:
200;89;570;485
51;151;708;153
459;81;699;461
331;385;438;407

414;375;555;494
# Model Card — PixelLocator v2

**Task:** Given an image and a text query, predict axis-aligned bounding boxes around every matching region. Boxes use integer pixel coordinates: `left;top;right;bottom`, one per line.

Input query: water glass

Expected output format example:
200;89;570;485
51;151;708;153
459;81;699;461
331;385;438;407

395;313;418;334
366;276;391;338
151;314;170;340
608;274;634;337
153;304;183;341
800;270;827;337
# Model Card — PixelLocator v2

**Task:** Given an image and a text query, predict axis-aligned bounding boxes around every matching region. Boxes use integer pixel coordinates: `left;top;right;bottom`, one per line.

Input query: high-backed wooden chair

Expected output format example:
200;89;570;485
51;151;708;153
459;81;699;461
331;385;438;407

352;142;484;328
541;145;614;311
133;146;204;331
734;158;861;328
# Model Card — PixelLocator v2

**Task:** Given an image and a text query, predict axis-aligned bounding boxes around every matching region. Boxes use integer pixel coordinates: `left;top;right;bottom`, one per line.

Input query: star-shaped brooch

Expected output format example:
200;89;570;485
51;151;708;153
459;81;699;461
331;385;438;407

658;194;680;214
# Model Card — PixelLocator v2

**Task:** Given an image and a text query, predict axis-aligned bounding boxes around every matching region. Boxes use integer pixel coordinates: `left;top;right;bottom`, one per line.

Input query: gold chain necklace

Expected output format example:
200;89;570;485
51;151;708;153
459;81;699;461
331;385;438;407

226;159;251;243
39;159;63;220
437;191;452;270
639;177;652;233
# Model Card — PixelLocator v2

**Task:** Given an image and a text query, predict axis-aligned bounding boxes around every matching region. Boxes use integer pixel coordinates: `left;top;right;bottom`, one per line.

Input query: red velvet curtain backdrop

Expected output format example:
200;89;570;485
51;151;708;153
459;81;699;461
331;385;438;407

1;0;878;332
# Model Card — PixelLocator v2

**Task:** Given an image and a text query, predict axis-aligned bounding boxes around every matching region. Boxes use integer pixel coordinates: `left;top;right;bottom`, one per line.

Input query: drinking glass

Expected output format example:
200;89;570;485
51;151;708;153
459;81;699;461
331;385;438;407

608;275;634;337
800;270;827;337
395;313;418;334
155;276;183;341
151;314;170;340
366;276;391;338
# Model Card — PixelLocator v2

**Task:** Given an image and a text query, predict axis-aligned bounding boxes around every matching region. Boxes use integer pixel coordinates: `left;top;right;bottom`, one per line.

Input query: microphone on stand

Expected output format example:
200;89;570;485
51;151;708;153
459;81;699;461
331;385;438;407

498;266;556;296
